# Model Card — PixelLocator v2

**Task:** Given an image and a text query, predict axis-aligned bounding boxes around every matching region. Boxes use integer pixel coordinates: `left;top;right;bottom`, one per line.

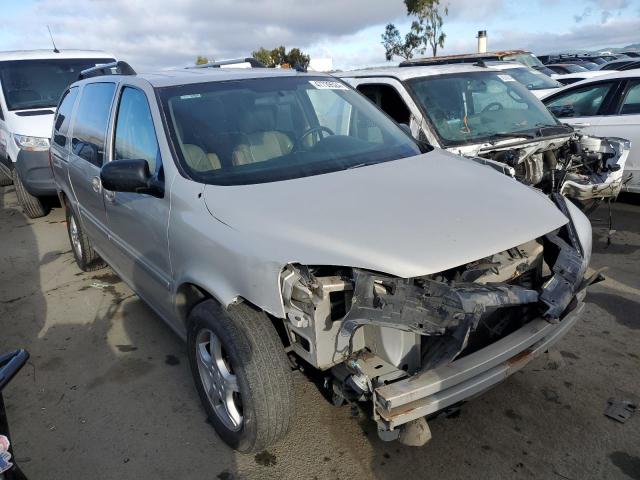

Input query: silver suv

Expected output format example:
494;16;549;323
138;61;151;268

52;64;595;452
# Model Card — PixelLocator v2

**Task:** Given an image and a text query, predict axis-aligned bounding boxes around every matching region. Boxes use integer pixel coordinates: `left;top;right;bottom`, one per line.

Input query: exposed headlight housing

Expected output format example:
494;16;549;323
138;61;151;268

14;134;50;152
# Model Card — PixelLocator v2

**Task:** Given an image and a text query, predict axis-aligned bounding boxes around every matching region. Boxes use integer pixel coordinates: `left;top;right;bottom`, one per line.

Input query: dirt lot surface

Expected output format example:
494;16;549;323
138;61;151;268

1;185;639;480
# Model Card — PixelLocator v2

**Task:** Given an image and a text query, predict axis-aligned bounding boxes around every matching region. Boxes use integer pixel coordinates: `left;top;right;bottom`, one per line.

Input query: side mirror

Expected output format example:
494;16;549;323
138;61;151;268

100;159;163;198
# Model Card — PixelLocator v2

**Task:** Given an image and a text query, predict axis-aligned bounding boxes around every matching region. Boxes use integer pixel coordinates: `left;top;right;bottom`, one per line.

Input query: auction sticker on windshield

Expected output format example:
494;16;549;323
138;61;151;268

498;74;516;82
309;80;349;90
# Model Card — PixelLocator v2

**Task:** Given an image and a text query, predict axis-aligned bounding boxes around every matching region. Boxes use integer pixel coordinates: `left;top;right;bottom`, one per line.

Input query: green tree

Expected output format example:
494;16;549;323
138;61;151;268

405;0;449;57
195;55;209;65
381;0;449;60
252;46;311;70
381;23;423;61
271;46;287;66
285;48;311;70
252;47;273;67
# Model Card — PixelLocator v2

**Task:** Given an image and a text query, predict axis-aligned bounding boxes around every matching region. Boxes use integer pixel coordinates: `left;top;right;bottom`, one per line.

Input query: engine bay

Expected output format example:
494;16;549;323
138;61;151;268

459;133;629;205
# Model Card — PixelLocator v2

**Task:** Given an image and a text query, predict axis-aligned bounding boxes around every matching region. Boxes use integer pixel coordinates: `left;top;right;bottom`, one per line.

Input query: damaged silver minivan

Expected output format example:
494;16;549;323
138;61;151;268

53;66;597;452
338;64;629;211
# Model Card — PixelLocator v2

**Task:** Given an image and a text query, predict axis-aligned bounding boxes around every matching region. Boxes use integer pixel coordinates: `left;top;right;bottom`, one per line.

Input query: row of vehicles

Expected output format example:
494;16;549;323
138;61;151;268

0;47;636;454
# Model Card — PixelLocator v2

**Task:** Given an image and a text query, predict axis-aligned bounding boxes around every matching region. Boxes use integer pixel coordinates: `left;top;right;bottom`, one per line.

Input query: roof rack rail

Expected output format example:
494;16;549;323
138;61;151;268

78;61;136;80
188;57;266;69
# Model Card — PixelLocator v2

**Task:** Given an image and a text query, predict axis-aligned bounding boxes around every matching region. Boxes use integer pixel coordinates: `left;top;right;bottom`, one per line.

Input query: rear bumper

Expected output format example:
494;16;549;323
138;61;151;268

374;301;584;430
15;149;55;196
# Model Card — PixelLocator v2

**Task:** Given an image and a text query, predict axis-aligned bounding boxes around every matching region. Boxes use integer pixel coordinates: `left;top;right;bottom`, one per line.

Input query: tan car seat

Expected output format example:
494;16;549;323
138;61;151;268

232;108;293;165
182;144;221;171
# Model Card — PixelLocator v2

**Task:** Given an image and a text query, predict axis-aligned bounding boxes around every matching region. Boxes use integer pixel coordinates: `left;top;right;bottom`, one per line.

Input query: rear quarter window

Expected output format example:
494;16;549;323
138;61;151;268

53;87;79;148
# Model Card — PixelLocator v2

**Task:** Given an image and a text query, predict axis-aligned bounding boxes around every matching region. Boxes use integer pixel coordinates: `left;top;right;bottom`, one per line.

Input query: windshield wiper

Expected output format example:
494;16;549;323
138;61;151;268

534;124;574;137
346;161;379;170
484;132;535;143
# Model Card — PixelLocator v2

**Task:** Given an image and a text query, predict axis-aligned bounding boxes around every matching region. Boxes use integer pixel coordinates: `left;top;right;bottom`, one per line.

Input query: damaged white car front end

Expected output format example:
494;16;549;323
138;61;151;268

278;192;596;443
452;131;630;206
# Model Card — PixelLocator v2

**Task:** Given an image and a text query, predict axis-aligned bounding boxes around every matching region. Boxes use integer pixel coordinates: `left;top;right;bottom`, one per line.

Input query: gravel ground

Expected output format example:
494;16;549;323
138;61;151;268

1;185;639;480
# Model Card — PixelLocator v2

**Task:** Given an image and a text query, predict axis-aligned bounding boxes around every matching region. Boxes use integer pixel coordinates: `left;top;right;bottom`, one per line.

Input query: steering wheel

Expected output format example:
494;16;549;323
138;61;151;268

294;126;335;150
482;102;504;113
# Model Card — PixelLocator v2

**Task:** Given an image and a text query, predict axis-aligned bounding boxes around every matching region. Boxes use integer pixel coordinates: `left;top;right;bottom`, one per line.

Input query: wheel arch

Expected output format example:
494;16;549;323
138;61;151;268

176;282;290;349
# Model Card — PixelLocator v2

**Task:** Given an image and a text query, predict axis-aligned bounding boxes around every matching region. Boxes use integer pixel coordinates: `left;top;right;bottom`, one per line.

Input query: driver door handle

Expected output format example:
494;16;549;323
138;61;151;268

572;122;591;127
90;176;101;193
104;190;115;203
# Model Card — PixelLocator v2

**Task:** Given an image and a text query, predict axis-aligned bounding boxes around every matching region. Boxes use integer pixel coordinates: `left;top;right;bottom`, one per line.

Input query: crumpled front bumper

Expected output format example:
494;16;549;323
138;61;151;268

373;300;584;430
344;194;594;432
560;137;630;201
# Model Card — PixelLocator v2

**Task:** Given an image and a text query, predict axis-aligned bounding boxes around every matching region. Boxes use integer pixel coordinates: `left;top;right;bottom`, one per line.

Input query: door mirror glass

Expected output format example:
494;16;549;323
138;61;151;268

100;159;163;197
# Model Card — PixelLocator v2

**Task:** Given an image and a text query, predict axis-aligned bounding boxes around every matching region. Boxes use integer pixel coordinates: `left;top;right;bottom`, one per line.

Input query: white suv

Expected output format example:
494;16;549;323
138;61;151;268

338;64;629;209
0;49;114;217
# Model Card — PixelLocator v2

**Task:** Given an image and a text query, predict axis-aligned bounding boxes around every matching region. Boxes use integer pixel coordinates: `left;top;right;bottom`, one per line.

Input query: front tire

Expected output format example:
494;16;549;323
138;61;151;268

66;203;106;271
188;300;294;453
13;169;48;218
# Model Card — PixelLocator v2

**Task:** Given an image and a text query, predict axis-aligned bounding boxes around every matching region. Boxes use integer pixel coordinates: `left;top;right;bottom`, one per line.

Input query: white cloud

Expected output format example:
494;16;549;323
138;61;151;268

6;0;408;70
2;0;639;72
489;16;640;54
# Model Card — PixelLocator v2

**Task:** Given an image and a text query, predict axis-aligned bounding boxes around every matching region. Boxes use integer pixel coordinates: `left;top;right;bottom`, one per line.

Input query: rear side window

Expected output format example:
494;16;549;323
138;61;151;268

72;82;116;166
620;81;640;115
53;87;79;148
544;82;616;117
113;87;160;173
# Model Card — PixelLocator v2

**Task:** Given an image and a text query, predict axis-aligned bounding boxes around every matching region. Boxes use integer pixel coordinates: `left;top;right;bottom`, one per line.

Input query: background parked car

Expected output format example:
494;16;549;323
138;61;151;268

617;61;640;71
552;70;610;86
399;49;544;68
542;70;640;193
0;49;115;218
338;64;628;207
546;63;589;75
531;65;557;76
599;59;638;70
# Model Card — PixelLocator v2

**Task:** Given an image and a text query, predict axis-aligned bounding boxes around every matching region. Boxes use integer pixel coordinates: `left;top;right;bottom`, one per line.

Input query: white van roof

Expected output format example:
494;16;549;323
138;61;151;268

0;49;114;62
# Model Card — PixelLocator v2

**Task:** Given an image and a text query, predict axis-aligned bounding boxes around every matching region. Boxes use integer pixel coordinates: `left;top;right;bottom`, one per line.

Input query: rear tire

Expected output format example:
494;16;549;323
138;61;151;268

65;203;106;271
0;166;12;186
188;300;294;453
13;169;48;218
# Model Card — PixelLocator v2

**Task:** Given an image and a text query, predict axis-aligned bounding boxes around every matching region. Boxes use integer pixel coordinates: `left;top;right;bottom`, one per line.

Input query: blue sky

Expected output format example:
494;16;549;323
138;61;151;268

0;0;638;70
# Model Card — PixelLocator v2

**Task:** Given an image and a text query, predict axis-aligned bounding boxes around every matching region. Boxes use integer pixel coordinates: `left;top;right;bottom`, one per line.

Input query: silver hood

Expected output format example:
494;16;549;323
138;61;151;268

203;151;568;278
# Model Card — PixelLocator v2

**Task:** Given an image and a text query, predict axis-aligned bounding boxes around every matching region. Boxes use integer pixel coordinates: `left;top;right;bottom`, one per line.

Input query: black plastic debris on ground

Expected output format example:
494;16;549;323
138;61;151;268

604;398;637;423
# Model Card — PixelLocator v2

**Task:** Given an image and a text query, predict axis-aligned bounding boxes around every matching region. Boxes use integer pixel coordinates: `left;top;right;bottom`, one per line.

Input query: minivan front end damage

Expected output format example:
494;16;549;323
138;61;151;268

454;133;630;205
280;194;596;442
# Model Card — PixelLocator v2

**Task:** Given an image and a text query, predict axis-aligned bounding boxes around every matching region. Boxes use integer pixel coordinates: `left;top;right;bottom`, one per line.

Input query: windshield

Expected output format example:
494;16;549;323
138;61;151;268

580;62;599;70
0;58;114;110
159;76;421;185
502;53;543;67
408;71;559;146
501;67;562;90
564;64;588;73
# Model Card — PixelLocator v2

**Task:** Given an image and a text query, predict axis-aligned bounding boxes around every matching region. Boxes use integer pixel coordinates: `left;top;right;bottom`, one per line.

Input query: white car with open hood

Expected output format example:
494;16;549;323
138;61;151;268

338;64;629;209
53;65;596;452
